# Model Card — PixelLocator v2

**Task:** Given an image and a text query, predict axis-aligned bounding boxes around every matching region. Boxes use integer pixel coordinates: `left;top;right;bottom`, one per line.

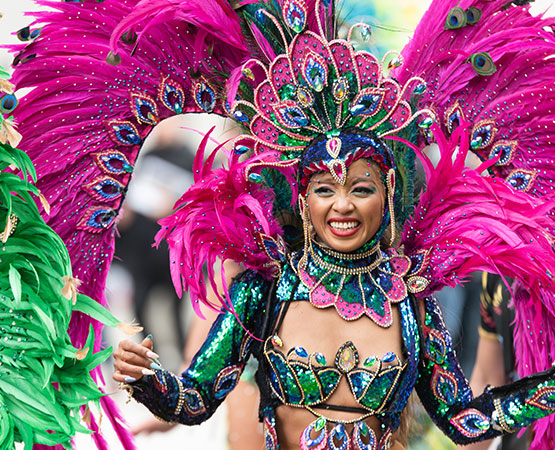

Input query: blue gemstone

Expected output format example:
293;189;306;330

382;352;396;363
234;145;250;155
233;110;249;122
255;9;266;23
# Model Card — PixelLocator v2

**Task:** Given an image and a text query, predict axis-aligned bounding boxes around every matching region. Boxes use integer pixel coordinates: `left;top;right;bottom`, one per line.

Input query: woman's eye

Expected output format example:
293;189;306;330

314;187;334;195
353;186;376;195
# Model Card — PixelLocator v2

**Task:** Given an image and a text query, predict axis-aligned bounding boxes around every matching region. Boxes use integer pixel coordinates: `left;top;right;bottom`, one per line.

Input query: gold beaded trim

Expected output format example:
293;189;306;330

493;398;516;433
316;238;380;260
308;239;383;275
174;376;185;416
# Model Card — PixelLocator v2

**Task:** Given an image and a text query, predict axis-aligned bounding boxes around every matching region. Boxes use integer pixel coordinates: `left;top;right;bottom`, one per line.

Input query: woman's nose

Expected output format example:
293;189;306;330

332;194;354;213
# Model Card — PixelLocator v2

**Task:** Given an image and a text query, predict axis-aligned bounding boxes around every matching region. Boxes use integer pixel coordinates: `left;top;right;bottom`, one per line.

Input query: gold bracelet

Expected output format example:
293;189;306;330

118;382;134;404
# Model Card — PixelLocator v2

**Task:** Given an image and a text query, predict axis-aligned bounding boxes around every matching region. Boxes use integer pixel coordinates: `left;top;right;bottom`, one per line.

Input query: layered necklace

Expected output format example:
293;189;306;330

295;238;410;327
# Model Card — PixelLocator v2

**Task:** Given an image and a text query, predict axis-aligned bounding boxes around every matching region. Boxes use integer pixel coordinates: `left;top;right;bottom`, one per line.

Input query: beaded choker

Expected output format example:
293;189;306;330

294;240;410;326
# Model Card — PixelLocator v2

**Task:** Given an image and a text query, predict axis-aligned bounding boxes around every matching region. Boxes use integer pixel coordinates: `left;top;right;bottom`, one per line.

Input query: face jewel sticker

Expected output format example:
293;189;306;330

506;169;537;192
350;88;386;117
283;0;307;34
130;92;159;125
450;409;490;438
105;120;142;146
82;176;125;202
77;207;117;233
193;81;216;113
431;366;458;405
470;120;497;150
213;364;243;399
302;52;328;93
183;388;207;416
273;101;310;128
526;386;555;411
92;150;133;175
424;327;447;365
489;140;518;166
159;77;185;114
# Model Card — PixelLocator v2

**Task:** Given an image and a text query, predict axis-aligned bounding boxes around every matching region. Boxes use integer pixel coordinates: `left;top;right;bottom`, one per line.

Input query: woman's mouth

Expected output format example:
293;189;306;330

328;219;361;237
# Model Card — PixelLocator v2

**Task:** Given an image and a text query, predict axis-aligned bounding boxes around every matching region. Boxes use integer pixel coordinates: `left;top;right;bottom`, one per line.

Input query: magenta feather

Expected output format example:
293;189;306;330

402;122;555;448
10;0;248;447
155;130;297;316
395;0;555;201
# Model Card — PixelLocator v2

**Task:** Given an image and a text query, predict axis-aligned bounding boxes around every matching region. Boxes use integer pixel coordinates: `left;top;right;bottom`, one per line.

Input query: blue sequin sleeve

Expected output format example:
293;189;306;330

416;296;555;444
128;270;270;424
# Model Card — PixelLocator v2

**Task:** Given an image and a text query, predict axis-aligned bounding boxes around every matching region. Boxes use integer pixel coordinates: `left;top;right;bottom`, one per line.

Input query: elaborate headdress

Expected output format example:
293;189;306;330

9;0;555;448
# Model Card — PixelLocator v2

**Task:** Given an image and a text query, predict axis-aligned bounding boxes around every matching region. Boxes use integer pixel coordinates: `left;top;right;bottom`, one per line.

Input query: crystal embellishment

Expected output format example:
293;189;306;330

335;341;359;373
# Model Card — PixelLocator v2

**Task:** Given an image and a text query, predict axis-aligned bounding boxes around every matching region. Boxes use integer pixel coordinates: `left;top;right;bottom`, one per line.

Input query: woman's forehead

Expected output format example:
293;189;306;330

310;160;382;184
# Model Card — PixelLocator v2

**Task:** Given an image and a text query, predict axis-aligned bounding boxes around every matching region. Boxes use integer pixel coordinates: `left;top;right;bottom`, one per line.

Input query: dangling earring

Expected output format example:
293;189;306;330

386;169;396;247
298;194;311;269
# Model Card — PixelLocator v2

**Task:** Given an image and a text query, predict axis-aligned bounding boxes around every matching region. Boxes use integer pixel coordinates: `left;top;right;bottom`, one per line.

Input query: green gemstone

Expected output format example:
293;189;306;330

248;173;264;183
314;417;326;431
418;117;434;129
471;137;483;149
363;356;377;367
387;56;402;70
333;80;347;101
297;88;313;106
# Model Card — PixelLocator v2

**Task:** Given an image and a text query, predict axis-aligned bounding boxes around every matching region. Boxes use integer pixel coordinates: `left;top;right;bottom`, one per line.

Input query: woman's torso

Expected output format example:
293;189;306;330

256;247;421;450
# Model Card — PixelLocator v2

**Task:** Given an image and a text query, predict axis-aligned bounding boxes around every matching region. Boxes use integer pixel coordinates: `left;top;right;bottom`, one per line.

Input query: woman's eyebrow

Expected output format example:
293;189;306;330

351;177;377;185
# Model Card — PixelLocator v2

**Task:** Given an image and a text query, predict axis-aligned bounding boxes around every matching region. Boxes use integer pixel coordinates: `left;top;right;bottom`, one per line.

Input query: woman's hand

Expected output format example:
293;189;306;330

113;336;160;384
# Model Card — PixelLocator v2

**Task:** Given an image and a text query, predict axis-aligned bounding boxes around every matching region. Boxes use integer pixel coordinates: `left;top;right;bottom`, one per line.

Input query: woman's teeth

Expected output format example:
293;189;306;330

329;221;359;230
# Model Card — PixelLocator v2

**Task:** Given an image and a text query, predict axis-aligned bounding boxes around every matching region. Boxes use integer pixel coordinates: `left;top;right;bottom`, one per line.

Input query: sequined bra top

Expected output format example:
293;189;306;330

263;241;413;417
264;336;407;415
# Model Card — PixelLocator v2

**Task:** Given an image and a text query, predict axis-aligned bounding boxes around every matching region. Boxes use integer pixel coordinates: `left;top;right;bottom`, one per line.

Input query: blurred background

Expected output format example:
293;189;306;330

1;1;553;449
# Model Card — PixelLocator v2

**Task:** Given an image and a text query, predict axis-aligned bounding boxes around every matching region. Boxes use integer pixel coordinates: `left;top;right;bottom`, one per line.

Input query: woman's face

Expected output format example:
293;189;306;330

306;159;386;253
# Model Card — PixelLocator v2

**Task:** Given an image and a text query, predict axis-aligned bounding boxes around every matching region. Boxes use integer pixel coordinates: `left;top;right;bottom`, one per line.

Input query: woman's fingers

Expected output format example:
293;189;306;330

112;338;161;383
114;359;155;380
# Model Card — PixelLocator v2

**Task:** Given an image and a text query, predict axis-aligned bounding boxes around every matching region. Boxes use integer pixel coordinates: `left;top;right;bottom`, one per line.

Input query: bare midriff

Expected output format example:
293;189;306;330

273;301;405;450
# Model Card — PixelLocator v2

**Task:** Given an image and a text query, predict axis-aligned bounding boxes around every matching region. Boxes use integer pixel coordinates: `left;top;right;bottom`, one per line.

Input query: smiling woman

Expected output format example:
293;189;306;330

306;159;385;253
6;0;555;449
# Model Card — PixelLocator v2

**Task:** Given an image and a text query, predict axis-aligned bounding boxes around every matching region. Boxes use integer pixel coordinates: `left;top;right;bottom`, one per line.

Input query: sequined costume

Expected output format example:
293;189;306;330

8;0;555;448
129;243;555;448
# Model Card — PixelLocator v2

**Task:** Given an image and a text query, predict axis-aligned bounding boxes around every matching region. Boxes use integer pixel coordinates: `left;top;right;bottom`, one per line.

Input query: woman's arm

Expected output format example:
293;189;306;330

415;296;555;445
113;269;271;425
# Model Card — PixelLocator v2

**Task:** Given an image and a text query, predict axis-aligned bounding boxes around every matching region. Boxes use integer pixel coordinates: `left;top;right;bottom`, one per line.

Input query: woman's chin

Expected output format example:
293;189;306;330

322;234;365;254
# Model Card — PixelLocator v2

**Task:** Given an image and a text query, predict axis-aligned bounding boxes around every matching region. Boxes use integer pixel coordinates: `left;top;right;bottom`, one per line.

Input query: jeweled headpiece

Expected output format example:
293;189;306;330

226;1;433;228
298;128;395;190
